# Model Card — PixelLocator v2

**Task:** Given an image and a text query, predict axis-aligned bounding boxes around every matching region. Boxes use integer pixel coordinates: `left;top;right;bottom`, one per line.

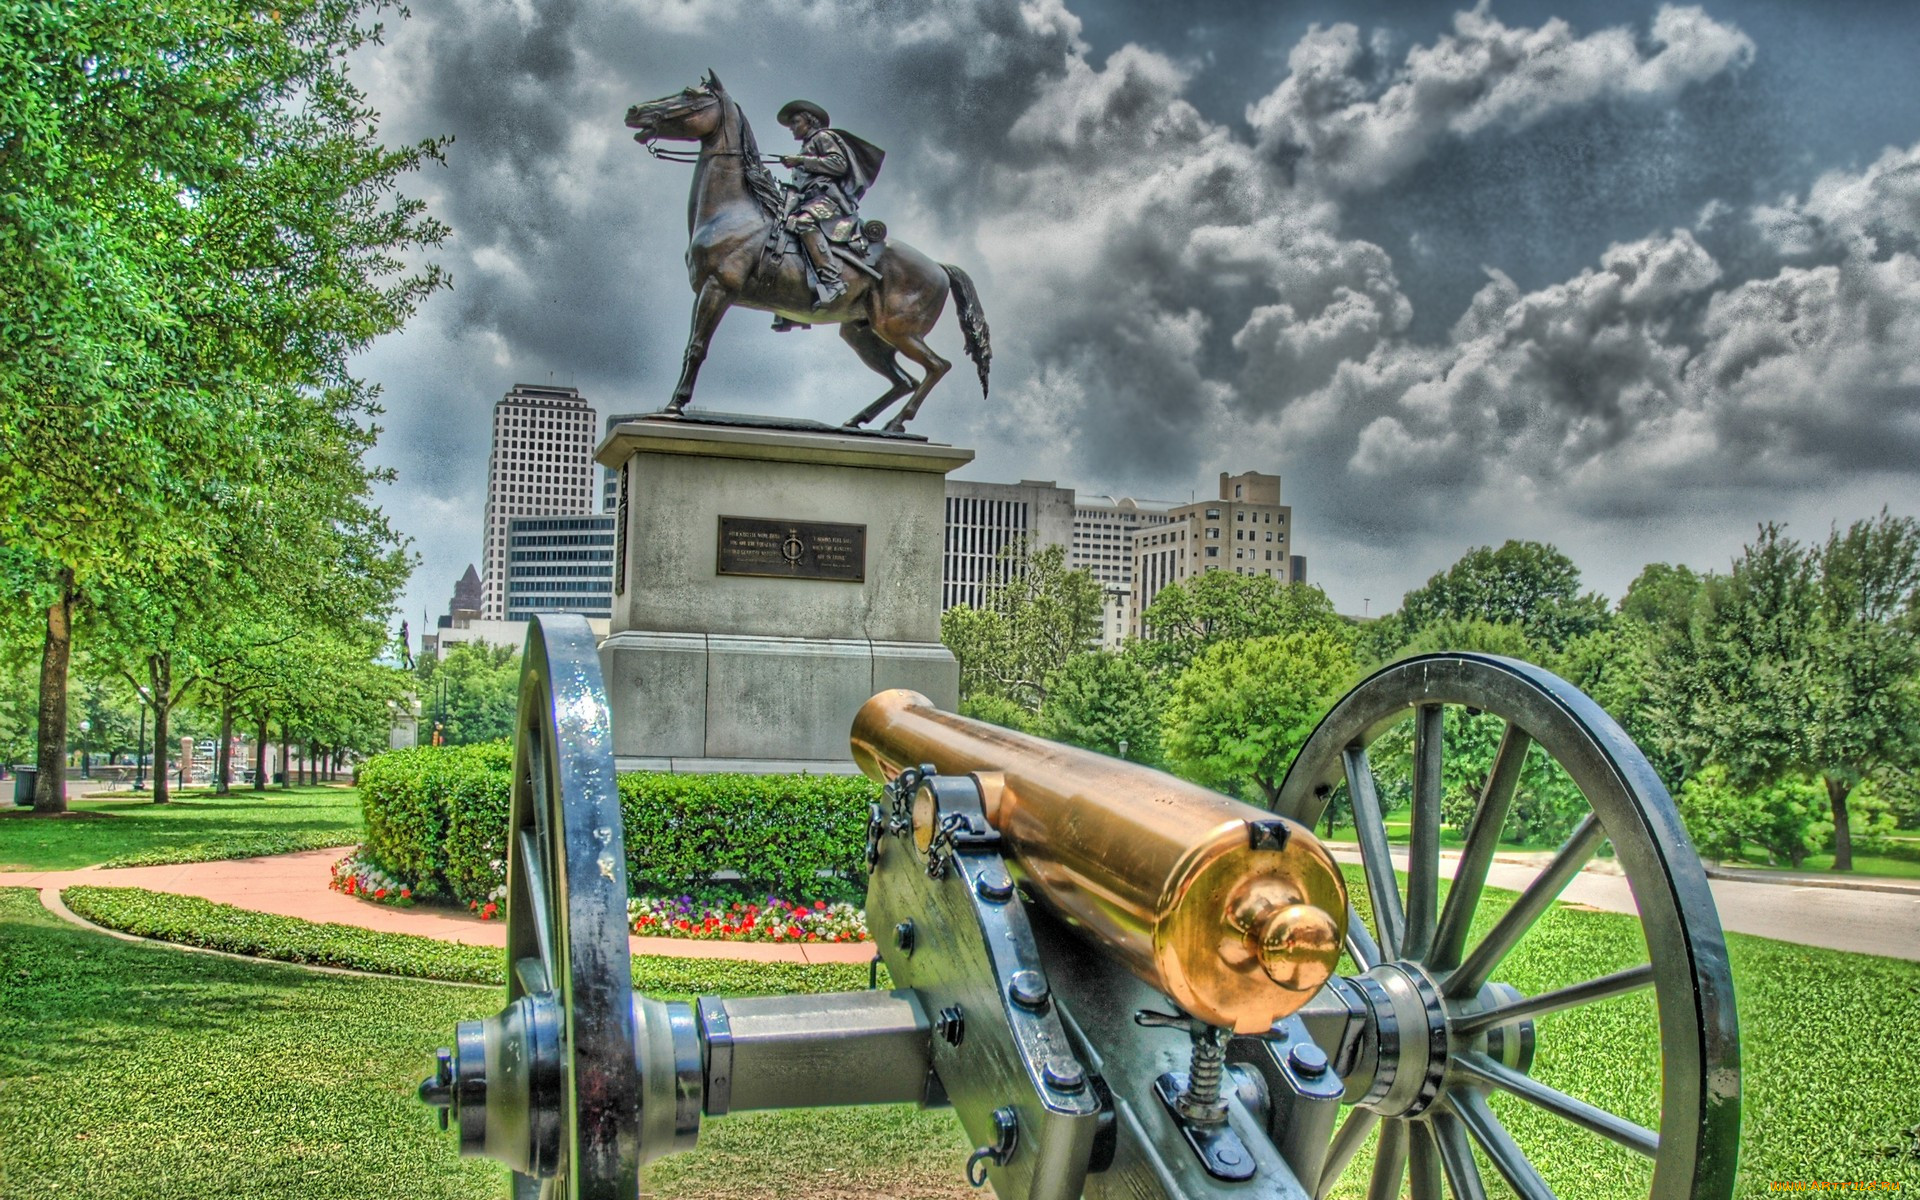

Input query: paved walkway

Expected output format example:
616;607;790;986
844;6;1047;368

1325;843;1920;962
4;847;876;967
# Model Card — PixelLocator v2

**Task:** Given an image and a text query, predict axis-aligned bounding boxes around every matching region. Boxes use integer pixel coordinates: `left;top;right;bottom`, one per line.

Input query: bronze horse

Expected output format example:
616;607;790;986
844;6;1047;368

624;72;990;433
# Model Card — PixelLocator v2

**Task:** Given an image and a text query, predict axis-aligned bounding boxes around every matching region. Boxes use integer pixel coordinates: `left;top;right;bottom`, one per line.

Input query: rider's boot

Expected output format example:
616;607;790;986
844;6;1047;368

800;228;847;307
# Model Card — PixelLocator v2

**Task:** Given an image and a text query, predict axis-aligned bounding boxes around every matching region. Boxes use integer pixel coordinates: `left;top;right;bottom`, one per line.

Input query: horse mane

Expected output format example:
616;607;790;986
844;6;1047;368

709;79;785;222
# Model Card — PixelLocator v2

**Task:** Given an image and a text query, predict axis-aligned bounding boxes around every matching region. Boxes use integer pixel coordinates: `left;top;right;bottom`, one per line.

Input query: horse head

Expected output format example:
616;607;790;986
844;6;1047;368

625;71;727;144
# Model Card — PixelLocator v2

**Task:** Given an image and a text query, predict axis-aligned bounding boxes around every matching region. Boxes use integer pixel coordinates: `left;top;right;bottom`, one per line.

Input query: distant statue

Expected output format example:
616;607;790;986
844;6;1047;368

625;72;990;434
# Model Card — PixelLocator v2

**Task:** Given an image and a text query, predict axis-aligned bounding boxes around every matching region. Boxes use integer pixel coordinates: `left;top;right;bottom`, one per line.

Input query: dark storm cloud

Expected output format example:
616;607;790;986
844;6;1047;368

355;0;1920;626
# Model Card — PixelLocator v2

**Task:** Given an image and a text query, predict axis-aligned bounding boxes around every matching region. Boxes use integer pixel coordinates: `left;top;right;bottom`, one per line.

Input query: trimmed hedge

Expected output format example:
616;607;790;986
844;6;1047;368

620;772;873;900
355;743;878;904
357;742;512;904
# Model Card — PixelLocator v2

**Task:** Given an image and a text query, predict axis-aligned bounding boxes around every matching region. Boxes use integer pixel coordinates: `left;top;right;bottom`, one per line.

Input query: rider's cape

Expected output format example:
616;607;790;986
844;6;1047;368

829;129;885;202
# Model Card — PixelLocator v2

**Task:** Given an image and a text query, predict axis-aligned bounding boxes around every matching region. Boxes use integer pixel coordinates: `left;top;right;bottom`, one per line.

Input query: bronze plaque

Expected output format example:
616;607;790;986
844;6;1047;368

716;516;866;582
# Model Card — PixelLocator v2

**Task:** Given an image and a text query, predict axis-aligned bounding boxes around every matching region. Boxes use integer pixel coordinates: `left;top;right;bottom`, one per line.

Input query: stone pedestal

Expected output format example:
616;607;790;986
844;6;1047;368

595;414;972;773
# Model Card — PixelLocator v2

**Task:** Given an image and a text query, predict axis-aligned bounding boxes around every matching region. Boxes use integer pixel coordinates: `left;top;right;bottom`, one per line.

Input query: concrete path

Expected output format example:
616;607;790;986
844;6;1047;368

1325;843;1920;963
4;847;877;967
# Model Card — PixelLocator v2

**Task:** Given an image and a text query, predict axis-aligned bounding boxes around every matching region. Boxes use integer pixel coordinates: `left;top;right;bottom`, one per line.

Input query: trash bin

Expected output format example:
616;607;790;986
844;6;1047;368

13;767;36;806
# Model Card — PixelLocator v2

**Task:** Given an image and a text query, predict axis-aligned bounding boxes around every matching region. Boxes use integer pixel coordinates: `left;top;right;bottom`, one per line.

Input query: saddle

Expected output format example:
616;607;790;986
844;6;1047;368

765;219;890;331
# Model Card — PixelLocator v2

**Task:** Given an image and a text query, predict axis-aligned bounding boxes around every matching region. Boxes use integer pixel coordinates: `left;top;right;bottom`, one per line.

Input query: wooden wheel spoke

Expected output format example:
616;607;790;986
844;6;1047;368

1408;1120;1445;1200
1455;1051;1658;1158
1451;964;1656;1037
1366;1118;1409;1200
1430;1108;1489;1200
1452;1092;1558;1200
1344;744;1406;959
1346;903;1383;971
1404;705;1444;962
1431;723;1532;971
1315;1108;1379;1200
518;826;558;985
1447;813;1605;997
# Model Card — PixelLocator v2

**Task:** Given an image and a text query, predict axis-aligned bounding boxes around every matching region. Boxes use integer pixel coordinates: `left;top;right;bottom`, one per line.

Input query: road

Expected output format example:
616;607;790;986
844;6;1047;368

1327;844;1920;963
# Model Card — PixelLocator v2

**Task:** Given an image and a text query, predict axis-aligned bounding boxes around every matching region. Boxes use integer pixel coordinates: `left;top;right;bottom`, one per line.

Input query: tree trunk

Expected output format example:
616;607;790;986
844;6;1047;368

279;720;290;789
33;566;76;813
254;713;269;791
216;693;234;795
151;654;172;805
1825;775;1854;871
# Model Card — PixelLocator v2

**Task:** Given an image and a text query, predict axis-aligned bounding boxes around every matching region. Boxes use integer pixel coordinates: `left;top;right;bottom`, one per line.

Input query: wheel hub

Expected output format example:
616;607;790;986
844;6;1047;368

1341;966;1536;1120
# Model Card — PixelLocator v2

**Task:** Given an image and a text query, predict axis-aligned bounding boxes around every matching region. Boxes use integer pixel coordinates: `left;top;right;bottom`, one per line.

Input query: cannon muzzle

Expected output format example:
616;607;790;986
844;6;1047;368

850;689;1346;1034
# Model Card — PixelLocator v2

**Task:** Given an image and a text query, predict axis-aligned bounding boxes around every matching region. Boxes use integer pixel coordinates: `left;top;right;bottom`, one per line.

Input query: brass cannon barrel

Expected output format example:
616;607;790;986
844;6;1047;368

851;689;1347;1034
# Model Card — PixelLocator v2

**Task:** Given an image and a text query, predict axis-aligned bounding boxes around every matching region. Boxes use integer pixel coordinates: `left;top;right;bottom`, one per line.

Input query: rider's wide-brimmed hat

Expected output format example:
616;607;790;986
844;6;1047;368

777;99;830;128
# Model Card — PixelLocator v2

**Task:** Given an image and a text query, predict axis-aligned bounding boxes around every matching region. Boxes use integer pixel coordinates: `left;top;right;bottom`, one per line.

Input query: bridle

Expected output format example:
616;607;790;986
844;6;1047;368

632;90;783;165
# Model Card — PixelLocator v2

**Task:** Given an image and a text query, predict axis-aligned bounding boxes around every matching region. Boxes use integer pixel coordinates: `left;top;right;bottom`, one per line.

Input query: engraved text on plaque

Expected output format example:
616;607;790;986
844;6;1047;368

716;516;866;582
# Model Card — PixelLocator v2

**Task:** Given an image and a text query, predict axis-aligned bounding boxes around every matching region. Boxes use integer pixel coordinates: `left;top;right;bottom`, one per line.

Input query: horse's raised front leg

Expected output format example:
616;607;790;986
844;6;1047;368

667;279;731;414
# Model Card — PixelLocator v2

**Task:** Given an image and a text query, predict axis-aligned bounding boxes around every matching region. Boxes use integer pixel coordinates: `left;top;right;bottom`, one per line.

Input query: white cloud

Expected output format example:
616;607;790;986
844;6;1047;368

1246;3;1753;192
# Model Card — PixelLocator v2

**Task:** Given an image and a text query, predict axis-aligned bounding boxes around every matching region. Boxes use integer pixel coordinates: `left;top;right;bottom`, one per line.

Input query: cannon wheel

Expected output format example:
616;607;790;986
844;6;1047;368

503;615;642;1200
1272;654;1739;1200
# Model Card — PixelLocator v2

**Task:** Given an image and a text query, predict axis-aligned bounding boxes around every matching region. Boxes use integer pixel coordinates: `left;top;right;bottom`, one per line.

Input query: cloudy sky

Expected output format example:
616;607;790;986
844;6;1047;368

349;0;1920;634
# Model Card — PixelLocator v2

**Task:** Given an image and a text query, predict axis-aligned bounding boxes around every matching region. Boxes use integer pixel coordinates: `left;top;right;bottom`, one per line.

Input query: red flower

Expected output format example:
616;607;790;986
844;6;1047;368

375;888;388;900
814;900;826;910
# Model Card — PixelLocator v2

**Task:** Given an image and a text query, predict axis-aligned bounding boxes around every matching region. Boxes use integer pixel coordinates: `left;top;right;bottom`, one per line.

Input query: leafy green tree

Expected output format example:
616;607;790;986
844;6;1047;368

1;0;446;811
1162;630;1356;806
958;694;1039;735
1038;652;1164;765
1135;572;1343;675
1399;541;1609;652
941;543;1102;711
1672;514;1920;870
1677;765;1829;868
420;643;521;746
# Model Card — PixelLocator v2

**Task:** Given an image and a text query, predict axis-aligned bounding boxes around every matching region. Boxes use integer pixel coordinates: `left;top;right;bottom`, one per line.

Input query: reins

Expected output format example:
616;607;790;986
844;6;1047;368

640;142;781;165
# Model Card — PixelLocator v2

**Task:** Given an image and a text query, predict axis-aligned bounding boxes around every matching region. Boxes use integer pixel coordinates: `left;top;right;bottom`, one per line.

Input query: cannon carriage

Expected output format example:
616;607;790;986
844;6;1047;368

418;615;1738;1200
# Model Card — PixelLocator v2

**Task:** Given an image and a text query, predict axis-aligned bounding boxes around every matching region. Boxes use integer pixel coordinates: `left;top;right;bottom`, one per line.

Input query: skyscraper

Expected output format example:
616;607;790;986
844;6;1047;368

479;384;598;619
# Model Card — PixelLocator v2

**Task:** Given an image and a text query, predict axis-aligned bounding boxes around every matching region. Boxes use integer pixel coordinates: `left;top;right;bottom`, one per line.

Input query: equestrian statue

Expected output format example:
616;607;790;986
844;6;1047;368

625;72;991;434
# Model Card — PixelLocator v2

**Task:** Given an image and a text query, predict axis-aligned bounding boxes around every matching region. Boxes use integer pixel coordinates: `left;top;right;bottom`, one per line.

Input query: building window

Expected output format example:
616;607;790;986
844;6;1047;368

1205;508;1219;518
1206;547;1218;558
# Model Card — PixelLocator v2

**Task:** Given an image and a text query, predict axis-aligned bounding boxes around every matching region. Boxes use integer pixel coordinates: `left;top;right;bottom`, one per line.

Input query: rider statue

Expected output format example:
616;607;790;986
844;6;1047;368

776;99;884;311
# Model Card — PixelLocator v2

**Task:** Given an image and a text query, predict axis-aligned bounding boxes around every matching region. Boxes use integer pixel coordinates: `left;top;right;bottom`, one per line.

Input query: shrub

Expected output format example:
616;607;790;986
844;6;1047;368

619;773;876;902
355;744;878;905
1678;765;1829;867
356;742;510;903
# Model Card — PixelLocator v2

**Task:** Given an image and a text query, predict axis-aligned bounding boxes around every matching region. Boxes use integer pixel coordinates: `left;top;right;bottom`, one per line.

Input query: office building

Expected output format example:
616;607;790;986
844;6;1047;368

1130;471;1304;637
1071;495;1174;651
505;514;617;621
941;479;1074;610
479;384;598;619
601;410;648;513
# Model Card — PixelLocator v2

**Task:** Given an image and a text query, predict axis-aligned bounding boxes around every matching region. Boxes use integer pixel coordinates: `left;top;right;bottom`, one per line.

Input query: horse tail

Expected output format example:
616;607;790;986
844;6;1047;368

942;264;991;397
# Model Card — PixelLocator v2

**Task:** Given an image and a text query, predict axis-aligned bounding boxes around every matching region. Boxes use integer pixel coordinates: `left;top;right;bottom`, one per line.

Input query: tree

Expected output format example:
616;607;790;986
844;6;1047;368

0;0;446;811
1399;541;1609;652
420;643;520;746
1135;572;1343;675
1674;515;1920;870
1676;765;1829;868
1161;630;1356;806
1038;652;1164;765
940;543;1102;711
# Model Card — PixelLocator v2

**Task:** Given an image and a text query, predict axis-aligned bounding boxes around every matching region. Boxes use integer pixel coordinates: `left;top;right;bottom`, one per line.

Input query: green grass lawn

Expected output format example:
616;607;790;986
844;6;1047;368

0;786;362;871
8;876;1920;1197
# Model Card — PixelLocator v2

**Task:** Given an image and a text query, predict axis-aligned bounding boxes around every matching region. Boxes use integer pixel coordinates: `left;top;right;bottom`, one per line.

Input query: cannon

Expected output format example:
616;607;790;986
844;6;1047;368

419;615;1739;1199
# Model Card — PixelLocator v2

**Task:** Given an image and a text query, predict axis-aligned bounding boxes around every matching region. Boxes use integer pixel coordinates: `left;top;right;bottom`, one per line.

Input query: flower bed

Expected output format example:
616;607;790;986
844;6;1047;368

328;850;416;906
629;895;869;944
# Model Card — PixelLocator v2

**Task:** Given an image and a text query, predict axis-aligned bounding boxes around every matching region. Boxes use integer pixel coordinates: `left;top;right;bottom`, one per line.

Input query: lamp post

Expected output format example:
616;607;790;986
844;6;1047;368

135;705;146;791
1117;738;1129;762
78;720;90;779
